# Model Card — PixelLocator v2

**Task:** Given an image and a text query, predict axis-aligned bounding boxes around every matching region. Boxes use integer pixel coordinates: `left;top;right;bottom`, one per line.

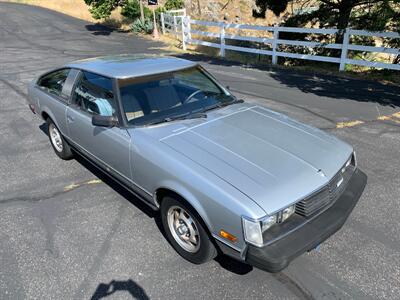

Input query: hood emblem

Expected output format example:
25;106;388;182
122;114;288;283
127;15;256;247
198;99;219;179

317;169;326;177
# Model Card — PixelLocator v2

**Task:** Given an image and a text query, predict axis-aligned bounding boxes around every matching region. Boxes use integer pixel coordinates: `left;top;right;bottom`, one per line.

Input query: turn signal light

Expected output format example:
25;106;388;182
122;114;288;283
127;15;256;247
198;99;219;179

219;230;237;242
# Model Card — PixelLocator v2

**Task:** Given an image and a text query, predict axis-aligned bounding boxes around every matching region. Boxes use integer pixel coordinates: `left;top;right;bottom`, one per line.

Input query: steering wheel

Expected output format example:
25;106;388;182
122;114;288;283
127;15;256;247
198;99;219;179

182;89;206;104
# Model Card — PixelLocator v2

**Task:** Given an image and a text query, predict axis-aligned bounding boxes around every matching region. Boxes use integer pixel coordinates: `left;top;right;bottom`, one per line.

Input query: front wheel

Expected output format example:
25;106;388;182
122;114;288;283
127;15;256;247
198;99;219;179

160;196;217;264
47;118;73;160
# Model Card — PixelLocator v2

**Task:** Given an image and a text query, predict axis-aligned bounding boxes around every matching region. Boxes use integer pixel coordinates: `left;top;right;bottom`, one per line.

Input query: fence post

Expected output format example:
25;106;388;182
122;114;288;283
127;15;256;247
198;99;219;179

160;13;165;35
187;16;191;41
181;16;187;51
339;28;350;71
220;23;226;57
272;24;279;65
173;15;177;34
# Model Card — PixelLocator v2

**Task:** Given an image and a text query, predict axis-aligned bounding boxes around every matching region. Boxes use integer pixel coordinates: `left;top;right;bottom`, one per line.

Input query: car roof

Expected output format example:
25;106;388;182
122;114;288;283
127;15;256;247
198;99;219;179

65;54;197;79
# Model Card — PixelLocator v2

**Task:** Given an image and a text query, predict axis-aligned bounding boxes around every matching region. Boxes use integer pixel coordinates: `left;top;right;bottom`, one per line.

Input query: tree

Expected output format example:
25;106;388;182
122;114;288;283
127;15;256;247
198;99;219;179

121;0;152;21
164;0;185;10
84;0;127;19
253;0;400;64
253;0;400;42
85;0;185;22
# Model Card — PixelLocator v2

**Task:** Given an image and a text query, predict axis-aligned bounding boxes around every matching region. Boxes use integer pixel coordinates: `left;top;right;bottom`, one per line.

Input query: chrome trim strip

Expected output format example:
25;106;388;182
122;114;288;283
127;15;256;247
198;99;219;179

242;160;356;248
212;234;242;253
70;143;158;211
260;167;357;248
67;138;153;197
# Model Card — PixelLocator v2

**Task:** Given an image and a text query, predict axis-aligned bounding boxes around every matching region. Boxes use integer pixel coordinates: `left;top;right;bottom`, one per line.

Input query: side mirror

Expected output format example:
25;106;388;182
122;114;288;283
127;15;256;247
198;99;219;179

92;115;118;127
226;85;230;90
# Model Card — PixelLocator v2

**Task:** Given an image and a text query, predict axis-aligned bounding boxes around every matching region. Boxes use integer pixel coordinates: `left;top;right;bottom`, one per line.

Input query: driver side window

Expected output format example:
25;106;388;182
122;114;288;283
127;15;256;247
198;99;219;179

73;71;116;117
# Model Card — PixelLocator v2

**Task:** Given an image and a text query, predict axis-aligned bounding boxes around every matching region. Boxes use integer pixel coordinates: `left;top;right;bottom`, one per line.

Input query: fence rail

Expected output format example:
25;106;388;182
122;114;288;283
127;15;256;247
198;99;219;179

159;13;400;72
160;9;185;36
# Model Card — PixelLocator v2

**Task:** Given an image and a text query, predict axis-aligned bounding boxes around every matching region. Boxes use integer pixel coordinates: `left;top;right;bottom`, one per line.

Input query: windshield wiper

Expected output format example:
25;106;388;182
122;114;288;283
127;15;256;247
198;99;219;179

147;112;207;126
220;98;244;107
204;98;244;112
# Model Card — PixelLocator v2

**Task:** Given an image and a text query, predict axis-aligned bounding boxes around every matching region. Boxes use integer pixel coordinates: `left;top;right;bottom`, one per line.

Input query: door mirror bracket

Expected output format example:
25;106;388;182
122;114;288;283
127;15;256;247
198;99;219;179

92;115;118;127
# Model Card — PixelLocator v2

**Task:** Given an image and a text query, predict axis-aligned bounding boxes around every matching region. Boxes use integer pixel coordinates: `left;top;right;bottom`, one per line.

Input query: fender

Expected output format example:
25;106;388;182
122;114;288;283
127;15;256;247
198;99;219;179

154;180;214;234
39;105;68;137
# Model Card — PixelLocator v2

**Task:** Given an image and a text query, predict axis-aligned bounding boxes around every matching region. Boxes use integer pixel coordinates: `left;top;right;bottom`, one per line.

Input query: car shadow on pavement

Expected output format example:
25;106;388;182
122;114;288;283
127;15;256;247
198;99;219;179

174;53;400;108
214;254;253;275
91;279;149;300
73;152;157;218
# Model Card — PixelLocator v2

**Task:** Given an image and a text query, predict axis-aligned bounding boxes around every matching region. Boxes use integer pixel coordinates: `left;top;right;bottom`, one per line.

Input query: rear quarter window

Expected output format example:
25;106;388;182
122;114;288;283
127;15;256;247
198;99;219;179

37;68;70;97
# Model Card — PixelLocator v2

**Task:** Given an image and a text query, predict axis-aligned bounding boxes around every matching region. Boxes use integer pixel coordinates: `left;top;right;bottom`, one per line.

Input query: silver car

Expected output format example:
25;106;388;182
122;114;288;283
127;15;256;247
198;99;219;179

27;55;367;272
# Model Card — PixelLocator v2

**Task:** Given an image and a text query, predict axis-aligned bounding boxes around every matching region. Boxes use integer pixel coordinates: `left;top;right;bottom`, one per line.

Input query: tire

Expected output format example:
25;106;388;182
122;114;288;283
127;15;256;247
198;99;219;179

47;118;73;160
160;196;217;264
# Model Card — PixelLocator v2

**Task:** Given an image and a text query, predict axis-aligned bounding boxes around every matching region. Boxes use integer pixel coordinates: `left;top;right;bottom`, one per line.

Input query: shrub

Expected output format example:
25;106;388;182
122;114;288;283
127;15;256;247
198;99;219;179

131;18;154;34
164;0;184;10
84;0;124;20
121;0;152;20
155;6;166;24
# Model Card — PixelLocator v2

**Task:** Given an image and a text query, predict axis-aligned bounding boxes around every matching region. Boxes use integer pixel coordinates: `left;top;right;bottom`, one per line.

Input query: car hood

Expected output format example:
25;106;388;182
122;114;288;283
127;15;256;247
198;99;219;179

160;105;353;215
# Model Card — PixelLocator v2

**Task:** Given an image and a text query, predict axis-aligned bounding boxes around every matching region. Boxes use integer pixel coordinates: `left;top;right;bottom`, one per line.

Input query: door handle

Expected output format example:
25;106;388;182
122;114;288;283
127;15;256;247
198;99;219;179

67;115;75;122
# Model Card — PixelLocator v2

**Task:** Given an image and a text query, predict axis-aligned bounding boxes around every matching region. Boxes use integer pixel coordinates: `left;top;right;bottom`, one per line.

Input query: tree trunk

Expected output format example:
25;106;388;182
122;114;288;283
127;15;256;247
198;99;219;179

197;0;202;16
335;1;353;44
139;0;145;22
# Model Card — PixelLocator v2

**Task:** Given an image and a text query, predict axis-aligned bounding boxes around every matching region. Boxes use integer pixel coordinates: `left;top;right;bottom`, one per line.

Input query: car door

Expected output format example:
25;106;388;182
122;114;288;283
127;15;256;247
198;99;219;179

66;70;132;184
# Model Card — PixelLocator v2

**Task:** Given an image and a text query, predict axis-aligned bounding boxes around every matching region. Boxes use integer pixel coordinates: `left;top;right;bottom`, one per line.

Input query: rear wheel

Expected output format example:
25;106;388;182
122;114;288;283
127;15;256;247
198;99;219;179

47;118;73;160
160;196;217;264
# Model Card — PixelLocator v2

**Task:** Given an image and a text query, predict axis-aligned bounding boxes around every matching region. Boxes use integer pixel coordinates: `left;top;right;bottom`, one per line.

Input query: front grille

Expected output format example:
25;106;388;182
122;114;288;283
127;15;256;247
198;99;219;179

295;186;330;217
295;157;355;218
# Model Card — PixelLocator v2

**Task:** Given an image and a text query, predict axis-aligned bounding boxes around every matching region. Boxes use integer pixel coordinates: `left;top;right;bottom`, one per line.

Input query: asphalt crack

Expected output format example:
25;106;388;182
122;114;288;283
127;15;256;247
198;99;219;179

0;179;103;205
273;272;315;300
0;78;28;100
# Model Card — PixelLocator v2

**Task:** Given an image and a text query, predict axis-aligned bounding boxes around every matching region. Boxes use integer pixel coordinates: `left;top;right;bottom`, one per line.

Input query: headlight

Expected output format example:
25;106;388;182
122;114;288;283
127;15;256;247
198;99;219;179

242;204;296;247
342;152;357;173
261;215;277;232
280;205;295;222
242;217;263;246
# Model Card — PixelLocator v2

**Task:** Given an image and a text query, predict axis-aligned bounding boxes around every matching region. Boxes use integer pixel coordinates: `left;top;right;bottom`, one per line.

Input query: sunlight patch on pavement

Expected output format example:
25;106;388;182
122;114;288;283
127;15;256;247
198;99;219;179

64;179;103;192
377;112;400;124
336;111;400;129
392;112;400;119
336;120;364;128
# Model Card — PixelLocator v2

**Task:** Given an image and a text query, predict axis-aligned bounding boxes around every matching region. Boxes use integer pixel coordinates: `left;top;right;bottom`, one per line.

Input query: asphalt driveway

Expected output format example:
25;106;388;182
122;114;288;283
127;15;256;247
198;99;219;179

1;2;399;299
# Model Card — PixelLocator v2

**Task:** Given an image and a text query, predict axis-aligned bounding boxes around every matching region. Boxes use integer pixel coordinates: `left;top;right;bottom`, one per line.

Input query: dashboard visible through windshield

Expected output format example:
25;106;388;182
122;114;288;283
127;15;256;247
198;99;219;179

118;66;235;126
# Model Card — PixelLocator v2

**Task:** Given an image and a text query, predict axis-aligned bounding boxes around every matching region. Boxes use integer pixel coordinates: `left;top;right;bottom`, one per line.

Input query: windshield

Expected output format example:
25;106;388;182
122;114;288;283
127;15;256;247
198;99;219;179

118;67;236;126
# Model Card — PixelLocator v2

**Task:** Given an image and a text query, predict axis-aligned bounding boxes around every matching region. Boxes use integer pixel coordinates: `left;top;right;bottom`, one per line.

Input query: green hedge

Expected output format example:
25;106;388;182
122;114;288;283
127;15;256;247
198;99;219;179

121;0;152;20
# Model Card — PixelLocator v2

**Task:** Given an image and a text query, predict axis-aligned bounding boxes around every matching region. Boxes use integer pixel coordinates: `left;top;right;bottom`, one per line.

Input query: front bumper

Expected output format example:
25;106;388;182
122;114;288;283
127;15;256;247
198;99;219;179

245;168;367;273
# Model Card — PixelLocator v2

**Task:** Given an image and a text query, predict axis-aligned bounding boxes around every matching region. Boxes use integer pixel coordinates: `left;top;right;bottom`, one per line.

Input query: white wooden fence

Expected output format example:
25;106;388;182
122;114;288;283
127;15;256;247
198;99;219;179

160;9;186;37
160;13;400;72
